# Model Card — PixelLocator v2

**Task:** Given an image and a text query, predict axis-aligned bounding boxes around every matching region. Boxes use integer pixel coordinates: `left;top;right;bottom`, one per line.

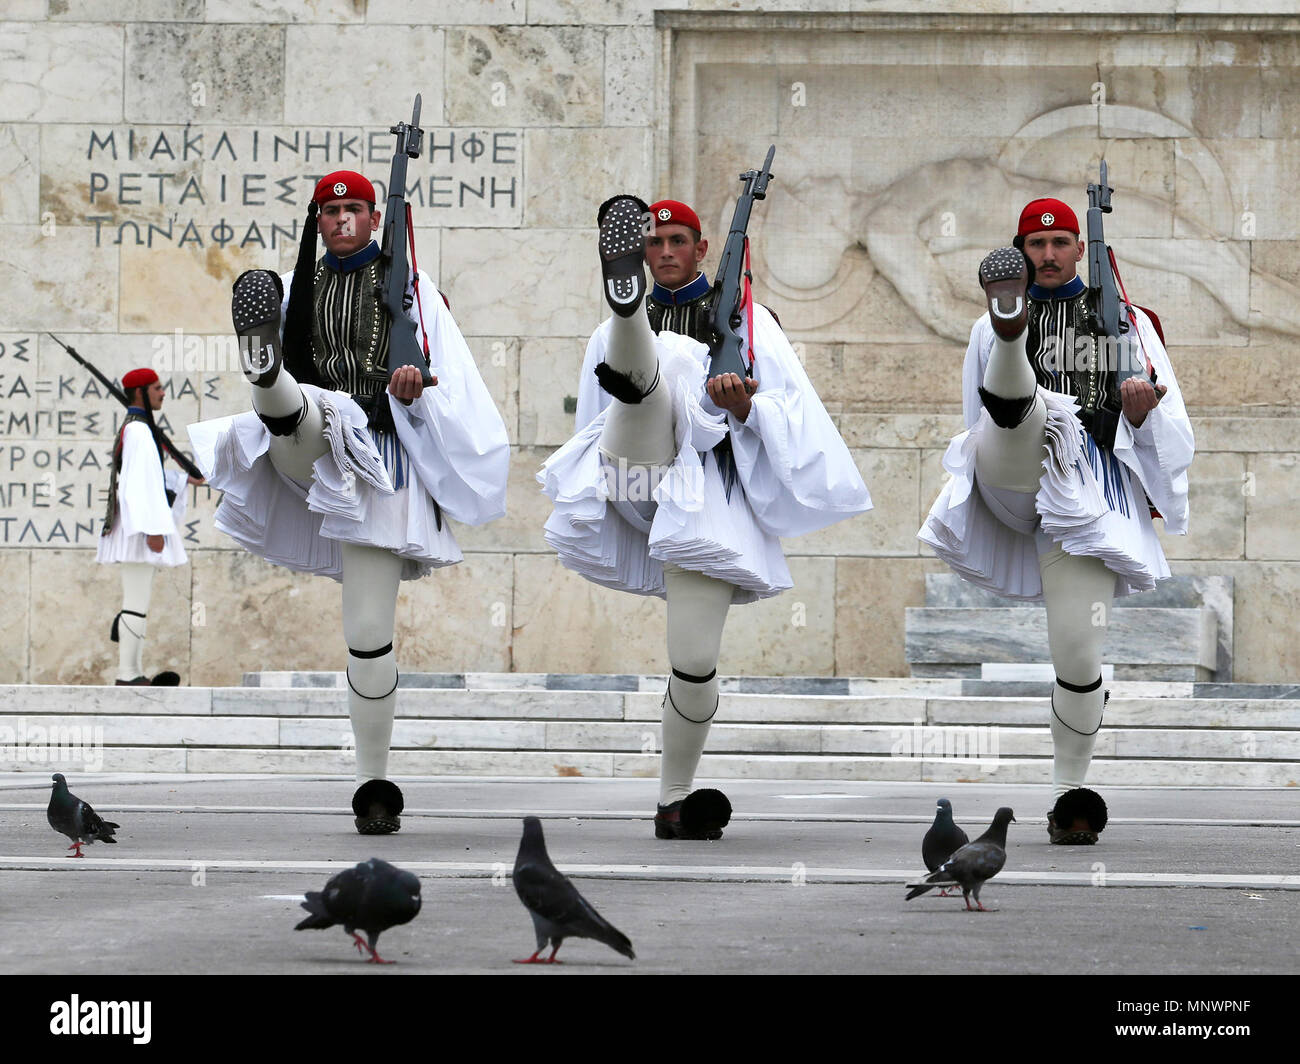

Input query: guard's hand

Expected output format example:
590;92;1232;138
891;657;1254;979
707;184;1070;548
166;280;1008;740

187;476;205;486
387;365;436;406
706;373;760;423
146;534;165;554
1121;377;1168;428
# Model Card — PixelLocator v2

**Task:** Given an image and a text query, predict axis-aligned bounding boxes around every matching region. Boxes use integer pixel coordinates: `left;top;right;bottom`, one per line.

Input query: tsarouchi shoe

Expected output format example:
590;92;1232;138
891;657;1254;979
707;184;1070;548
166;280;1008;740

231;269;285;387
1047;787;1108;845
654;788;732;841
596;195;650;317
978;247;1031;341
352;779;404;836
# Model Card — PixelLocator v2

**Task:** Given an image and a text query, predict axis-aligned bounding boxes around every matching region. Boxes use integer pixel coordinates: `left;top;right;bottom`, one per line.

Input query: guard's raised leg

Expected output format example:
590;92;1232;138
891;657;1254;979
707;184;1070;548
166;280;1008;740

231;269;327;481
593;196;677;471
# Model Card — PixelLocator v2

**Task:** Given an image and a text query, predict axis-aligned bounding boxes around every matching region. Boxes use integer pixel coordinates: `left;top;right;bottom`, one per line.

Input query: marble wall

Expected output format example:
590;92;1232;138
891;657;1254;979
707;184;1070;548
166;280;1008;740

2;1;1298;685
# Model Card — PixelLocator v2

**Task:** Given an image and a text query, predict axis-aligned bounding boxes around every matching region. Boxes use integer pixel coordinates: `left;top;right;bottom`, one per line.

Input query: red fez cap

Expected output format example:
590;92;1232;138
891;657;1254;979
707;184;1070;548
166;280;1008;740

122;368;159;390
313;170;377;205
649;199;702;234
1018;198;1079;238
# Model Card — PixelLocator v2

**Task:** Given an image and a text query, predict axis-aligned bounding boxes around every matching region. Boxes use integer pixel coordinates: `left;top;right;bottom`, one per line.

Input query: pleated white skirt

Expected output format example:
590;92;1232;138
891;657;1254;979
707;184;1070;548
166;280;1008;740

188;386;462;582
918;387;1170;600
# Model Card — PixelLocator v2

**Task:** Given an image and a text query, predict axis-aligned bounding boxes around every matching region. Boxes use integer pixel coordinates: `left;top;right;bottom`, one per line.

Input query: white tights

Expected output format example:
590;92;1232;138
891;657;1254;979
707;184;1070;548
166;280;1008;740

976;332;1115;797
594;308;734;805
251;363;402;783
116;562;155;681
661;564;733;806
341;543;403;783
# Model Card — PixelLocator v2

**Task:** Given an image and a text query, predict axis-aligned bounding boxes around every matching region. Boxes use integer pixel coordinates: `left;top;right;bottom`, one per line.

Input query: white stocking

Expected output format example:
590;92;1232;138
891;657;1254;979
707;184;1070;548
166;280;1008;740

598;311;677;468
659;564;734;806
248;365;329;482
116;562;155;681
341;543;404;783
1040;545;1116;797
974;332;1049;494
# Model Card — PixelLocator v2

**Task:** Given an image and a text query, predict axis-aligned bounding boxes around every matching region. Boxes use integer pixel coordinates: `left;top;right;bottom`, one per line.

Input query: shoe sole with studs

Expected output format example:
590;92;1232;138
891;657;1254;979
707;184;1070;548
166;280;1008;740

979;247;1030;341
598;196;649;317
231;270;284;386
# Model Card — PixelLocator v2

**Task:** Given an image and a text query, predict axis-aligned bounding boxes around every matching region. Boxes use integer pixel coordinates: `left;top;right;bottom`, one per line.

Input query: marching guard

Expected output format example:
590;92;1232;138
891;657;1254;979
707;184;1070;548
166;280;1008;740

540;175;872;840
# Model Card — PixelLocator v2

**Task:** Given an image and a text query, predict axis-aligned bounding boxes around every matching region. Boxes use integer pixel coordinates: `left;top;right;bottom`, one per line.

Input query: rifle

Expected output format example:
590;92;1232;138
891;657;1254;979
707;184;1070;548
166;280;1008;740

1080;160;1158;449
378;94;433;391
704;144;776;381
46;333;205;482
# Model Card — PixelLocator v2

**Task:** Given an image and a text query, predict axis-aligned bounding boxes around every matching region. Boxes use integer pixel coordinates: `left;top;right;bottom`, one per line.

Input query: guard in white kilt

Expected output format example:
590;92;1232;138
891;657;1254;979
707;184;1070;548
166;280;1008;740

97;367;202;686
540;197;872;839
919;198;1195;844
188;170;510;834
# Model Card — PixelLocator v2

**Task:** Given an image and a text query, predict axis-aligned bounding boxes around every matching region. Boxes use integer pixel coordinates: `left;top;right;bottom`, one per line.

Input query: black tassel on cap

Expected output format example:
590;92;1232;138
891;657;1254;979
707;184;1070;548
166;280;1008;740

282;201;326;388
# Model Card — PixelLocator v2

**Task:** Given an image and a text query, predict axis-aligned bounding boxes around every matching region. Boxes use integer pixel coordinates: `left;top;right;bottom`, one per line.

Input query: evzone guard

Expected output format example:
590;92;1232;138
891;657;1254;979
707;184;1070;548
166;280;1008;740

189;112;509;835
540;159;873;840
920;182;1195;844
96;367;204;686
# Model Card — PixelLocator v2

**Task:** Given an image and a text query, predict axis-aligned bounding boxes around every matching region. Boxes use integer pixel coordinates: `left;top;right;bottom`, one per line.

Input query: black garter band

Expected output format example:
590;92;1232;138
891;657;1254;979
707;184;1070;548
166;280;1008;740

977;385;1035;428
346;643;398;699
1051;675;1106;737
671;666;717;684
258;404;306;437
594;361;660;404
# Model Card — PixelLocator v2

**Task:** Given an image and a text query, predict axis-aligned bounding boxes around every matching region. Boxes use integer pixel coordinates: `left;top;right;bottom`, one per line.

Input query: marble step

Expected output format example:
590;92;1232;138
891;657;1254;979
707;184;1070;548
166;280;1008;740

2;714;1292;760
924;572;1235;681
240;671;966;696
3;687;1300;728
243;672;1300;701
905;606;1218;677
0;746;1293;787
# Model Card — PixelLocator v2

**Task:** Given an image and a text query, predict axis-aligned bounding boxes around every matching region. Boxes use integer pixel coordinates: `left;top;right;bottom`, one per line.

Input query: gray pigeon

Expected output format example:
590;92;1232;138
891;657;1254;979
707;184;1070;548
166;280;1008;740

906;807;1015;912
922;797;969;897
512;816;634;964
47;773;119;858
295;857;421;964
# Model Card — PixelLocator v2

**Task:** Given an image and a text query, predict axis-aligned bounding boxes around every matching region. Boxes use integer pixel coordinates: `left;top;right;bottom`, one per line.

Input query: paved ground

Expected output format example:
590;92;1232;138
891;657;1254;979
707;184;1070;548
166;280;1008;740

3;774;1297;980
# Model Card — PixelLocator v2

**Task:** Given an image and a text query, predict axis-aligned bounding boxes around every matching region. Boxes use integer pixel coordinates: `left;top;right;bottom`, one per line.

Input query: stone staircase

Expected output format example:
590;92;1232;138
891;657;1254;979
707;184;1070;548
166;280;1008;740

905;574;1234;681
0;671;1297;787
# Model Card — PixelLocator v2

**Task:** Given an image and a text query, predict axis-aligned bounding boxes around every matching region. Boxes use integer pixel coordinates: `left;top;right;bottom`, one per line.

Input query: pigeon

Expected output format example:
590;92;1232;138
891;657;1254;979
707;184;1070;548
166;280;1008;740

512;816;634;964
905;807;1015;912
922;798;969;898
295;857;421;964
47;773;119;858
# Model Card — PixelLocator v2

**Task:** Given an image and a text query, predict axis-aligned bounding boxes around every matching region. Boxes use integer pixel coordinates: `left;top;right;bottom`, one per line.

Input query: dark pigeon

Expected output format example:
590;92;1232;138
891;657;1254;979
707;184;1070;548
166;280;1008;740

906;807;1015;912
295;857;421;964
922;797;969;898
512;816;634;964
47;773;119;858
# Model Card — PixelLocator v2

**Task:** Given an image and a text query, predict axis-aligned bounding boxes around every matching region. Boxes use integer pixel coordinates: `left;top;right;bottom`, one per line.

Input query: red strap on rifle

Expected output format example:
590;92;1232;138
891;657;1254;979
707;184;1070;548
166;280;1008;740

406;203;431;359
1108;246;1154;378
743;237;756;371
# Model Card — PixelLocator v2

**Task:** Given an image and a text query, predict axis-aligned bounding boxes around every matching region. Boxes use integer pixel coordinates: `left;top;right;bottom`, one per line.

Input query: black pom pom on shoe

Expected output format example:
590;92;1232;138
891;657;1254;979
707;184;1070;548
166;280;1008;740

1048;787;1108;845
680;788;732;839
